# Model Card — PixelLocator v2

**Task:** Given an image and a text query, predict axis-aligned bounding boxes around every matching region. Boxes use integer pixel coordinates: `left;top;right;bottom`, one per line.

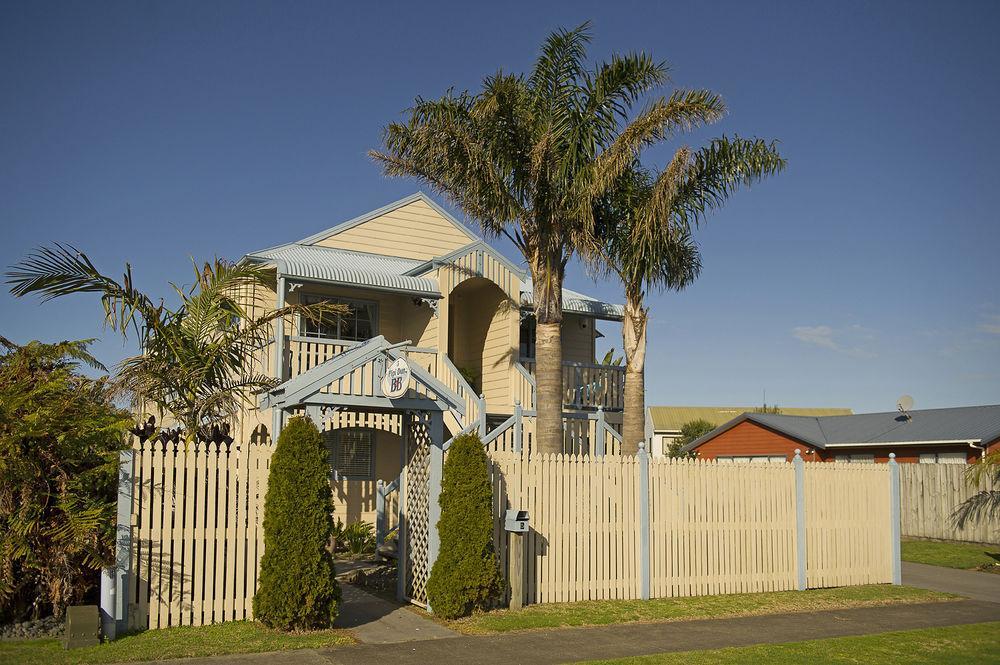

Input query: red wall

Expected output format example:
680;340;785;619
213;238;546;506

693;420;993;463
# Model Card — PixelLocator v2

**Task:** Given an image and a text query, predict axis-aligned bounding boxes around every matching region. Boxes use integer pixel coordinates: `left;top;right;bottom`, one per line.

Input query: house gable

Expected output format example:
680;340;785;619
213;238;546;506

308;193;479;261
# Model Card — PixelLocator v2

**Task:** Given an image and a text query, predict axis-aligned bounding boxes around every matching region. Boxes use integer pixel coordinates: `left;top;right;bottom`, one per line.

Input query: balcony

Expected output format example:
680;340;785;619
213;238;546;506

518;359;625;411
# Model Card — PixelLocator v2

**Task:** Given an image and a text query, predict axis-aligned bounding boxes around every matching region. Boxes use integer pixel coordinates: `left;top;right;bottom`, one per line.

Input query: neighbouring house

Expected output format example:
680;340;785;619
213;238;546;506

646;405;852;456
237;192;624;525
682;403;1000;463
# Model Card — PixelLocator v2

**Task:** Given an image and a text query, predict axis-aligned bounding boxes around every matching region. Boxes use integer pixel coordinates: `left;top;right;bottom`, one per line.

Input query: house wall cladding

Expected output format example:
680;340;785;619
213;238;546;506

900;463;999;544
488;452;895;606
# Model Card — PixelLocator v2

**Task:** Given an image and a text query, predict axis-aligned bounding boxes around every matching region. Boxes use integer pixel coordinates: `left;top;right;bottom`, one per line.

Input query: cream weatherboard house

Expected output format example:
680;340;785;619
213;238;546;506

235;192;624;526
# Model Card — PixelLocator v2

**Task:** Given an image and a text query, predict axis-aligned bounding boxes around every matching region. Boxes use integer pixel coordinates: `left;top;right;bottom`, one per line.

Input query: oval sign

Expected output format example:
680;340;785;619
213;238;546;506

381;357;411;399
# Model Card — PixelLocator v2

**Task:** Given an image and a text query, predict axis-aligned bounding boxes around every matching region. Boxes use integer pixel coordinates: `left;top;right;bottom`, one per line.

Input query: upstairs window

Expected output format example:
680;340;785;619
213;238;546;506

300;295;377;342
519;313;536;360
325;428;375;480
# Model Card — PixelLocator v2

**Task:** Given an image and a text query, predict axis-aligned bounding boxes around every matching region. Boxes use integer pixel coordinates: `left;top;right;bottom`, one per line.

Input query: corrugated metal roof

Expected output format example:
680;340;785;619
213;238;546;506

686;404;1000;451
521;279;624;320
648;406;853;432
246;244;441;296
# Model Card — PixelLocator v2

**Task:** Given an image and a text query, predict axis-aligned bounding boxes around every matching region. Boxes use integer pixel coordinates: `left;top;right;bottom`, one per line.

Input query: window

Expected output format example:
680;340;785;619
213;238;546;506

300;295;377;341
834;453;875;464
717;455;787;464
519;313;536;359
919;452;967;464
325;429;374;480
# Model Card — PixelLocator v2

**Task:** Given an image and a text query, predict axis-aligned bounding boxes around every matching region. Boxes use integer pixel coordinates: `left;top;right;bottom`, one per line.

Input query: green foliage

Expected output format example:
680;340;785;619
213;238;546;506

600;348;623;366
6;250;346;440
0;337;131;621
426;432;501;619
341;522;376;556
253;417;340;630
952;450;1000;531
671;419;716;457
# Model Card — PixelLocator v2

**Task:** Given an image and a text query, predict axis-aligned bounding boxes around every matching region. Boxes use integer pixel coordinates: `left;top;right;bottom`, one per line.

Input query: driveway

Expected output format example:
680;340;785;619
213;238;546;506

902;561;1000;603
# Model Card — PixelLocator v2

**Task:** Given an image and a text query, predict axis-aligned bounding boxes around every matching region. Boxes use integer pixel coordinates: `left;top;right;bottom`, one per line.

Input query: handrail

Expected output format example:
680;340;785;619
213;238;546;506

513;361;536;386
481;414;517;446
442;420;478;452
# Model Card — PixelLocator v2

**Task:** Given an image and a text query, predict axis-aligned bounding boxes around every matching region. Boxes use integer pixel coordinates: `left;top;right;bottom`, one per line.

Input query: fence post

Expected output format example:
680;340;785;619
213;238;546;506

478;394;487;438
794;449;807;591
638;441;650;600
595;406;606;457
101;449;134;639
889;453;901;585
513;400;523;453
375;479;386;549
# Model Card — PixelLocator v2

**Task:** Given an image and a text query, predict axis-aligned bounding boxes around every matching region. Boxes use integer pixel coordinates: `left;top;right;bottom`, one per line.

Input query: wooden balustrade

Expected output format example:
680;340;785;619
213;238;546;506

519;359;625;410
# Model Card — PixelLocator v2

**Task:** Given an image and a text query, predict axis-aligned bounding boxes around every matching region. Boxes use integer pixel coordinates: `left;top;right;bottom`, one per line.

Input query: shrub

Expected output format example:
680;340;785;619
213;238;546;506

342;521;376;556
425;432;501;618
253;417;340;630
0;338;131;622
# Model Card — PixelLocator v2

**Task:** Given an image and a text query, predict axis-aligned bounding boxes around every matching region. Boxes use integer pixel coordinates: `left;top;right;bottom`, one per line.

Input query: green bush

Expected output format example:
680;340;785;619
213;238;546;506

426;432;501;618
342;521;376;556
253;417;340;630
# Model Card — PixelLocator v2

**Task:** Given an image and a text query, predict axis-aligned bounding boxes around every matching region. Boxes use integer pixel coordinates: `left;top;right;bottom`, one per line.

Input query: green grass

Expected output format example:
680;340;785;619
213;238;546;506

0;620;354;665
448;584;955;634
902;538;1000;572
576;621;1000;664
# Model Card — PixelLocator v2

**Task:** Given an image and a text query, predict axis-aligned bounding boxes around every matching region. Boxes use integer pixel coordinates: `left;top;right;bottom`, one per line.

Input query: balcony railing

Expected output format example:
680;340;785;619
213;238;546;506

518;358;625;411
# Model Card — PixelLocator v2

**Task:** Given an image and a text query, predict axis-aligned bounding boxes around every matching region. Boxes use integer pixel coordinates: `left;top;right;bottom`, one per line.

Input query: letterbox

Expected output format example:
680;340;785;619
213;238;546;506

504;509;529;533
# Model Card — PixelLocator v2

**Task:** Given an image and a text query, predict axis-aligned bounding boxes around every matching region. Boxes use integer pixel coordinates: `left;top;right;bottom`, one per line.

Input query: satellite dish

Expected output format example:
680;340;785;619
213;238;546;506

897;395;914;414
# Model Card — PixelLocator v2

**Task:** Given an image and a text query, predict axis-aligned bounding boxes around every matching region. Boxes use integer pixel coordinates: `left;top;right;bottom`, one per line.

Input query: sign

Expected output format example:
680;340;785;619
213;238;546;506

380;357;411;399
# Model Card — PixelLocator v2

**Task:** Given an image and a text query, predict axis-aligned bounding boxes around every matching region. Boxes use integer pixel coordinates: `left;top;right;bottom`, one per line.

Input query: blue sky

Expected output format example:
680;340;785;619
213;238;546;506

1;0;998;413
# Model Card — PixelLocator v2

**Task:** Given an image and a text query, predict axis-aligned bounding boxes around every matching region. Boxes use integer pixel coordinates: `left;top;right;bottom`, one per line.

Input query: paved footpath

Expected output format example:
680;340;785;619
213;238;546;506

138;599;1000;665
333;583;456;644
903;561;1000;603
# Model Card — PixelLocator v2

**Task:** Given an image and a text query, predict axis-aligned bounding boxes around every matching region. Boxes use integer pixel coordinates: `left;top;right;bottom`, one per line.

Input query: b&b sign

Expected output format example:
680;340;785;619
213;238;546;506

381;357;411;399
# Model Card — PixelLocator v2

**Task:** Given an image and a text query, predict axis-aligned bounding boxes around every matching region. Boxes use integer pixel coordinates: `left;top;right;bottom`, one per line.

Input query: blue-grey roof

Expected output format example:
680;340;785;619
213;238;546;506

685;404;1000;451
521;278;624;320
245;244;441;297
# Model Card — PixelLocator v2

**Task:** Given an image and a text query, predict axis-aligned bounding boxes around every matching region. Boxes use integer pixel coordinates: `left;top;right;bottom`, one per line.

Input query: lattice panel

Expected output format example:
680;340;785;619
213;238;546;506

404;416;431;606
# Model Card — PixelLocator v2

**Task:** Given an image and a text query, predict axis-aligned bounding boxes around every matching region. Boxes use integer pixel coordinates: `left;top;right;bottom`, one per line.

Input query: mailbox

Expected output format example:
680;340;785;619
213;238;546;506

504;509;530;533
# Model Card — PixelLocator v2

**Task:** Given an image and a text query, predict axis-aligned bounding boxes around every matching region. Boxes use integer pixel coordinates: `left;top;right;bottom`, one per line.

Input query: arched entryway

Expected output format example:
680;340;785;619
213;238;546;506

446;276;513;406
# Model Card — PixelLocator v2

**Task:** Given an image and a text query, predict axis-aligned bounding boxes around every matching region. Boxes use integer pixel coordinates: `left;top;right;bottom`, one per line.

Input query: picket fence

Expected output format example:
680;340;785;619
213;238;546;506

119;439;275;630
900;463;999;544
109;439;897;632
489;451;896;605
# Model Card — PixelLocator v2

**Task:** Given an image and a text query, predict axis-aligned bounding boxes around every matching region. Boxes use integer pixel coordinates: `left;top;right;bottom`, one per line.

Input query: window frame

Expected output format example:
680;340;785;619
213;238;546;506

326;428;376;481
298;293;379;342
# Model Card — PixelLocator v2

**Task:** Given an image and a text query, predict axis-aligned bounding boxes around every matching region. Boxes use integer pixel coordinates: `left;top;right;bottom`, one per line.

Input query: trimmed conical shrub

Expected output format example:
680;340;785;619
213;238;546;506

426;432;501;618
253;416;340;629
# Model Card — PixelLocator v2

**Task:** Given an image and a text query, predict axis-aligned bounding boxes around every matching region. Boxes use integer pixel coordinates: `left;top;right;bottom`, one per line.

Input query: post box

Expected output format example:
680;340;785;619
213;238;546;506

504;509;529;533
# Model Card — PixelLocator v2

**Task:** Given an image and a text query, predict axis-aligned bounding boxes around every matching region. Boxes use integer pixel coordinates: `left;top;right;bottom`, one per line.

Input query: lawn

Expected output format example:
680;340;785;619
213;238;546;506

575;620;1000;664
0;620;354;665
447;584;955;634
902;538;1000;572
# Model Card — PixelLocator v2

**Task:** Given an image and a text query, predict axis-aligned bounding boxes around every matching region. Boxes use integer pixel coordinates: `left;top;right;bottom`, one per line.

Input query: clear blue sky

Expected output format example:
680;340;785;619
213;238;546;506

2;0;998;413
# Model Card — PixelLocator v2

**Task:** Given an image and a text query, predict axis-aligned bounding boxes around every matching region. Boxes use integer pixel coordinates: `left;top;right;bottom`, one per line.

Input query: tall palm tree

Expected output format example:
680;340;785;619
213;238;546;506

371;22;725;453
7;245;345;441
594;138;786;453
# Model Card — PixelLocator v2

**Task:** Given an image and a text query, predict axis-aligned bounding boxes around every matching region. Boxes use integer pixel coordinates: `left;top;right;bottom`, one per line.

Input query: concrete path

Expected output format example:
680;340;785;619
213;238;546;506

114;599;1000;665
333;583;457;644
318;600;1000;665
903;561;1000;602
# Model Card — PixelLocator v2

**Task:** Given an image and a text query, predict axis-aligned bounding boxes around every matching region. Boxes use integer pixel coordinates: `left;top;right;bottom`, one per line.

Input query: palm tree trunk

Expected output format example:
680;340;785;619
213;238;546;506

532;257;565;455
621;296;648;456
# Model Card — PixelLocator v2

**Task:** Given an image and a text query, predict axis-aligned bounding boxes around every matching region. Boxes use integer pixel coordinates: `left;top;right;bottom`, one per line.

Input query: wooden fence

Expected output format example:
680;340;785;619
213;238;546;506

122;439;275;630
900;463;998;544
489;452;896;605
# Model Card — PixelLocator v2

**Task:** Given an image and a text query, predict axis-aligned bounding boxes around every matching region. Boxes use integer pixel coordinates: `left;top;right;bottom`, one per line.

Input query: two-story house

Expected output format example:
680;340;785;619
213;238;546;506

237;192;624;524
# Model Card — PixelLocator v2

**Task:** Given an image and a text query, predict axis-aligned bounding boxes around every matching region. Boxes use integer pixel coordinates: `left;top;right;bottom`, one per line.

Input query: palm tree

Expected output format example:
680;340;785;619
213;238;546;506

952;451;1000;532
371;22;725;453
6;245;346;441
594;138;785;453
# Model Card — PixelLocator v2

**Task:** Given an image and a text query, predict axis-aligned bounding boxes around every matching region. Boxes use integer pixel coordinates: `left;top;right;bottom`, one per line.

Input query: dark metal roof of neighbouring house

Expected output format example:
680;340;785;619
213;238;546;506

683;404;1000;452
647;405;853;432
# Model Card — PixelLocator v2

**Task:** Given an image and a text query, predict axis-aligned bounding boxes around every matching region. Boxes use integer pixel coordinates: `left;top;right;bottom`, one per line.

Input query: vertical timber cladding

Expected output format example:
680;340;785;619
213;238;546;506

128;437;275;629
403;414;432;606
